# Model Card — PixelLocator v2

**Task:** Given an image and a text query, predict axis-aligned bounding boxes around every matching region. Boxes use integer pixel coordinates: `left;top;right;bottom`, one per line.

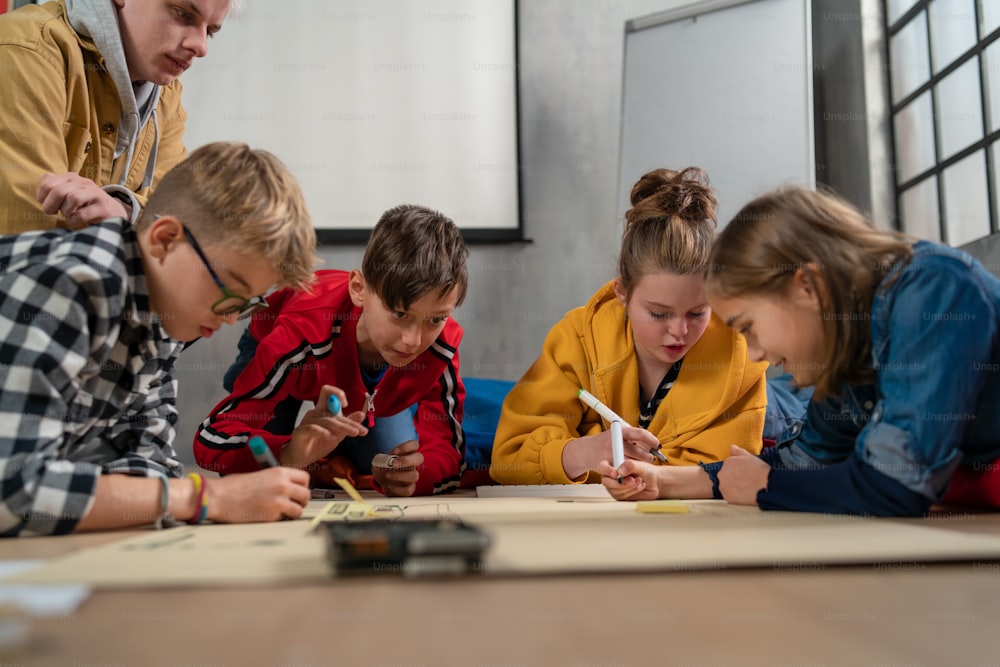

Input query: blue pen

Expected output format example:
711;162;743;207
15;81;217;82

248;435;280;469
248;436;293;522
327;394;342;416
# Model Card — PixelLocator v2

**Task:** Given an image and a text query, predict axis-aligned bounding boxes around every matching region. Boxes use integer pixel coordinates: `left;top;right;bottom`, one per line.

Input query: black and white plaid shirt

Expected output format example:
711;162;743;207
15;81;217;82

0;220;183;536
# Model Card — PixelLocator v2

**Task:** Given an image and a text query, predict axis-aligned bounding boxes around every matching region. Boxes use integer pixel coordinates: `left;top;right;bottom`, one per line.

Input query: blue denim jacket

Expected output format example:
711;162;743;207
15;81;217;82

704;241;1000;515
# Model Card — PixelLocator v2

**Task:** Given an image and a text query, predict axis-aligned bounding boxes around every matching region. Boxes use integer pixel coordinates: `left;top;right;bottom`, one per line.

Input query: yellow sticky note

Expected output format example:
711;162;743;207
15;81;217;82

636;500;690;514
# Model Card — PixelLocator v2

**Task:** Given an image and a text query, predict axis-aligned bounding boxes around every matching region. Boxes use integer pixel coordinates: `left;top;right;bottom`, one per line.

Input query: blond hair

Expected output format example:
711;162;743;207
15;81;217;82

138;142;317;289
706;186;913;400
618;167;717;296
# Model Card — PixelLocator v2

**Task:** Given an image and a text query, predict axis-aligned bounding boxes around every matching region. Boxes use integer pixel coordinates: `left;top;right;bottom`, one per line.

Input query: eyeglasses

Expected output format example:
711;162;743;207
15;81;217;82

182;226;268;318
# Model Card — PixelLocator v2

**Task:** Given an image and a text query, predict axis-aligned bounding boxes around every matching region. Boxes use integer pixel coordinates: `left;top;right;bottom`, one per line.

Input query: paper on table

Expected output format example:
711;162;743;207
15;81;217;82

12;499;1000;589
7;522;327;589
476;484;613;499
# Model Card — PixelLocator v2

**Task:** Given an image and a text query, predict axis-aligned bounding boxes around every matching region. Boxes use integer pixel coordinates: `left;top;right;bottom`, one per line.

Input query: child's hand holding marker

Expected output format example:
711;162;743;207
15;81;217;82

571;388;666;480
279;386;368;469
248;435;280;468
598;459;663;501
212;435;309;521
610;420;625;483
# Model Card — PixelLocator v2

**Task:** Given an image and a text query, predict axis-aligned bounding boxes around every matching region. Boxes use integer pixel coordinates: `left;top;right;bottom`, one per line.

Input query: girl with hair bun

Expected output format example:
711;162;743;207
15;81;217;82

490;167;784;486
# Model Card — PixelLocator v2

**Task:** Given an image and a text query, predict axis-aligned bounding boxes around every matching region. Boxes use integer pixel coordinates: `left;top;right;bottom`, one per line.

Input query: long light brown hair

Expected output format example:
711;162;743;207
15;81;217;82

706;186;913;400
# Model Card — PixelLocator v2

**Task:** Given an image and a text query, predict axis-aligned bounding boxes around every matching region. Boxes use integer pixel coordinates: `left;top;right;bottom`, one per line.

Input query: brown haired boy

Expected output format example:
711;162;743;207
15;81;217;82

195;205;469;497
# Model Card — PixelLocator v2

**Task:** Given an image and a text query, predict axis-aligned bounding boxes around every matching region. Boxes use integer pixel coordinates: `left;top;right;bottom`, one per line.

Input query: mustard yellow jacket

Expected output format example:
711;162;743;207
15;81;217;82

0;1;187;234
490;281;768;485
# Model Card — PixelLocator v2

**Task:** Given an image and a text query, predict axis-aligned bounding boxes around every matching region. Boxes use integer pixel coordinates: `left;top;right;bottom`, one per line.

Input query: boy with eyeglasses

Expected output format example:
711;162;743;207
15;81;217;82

0;141;317;537
195;205;468;498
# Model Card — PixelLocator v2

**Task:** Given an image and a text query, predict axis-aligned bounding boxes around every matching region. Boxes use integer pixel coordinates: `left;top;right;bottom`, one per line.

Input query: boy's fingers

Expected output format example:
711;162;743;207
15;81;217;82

372;450;423;471
385;469;419;485
279;499;305;519
282;467;310;485
391;439;420;455
314;414;367;436
318;385;349;414
384;484;416;498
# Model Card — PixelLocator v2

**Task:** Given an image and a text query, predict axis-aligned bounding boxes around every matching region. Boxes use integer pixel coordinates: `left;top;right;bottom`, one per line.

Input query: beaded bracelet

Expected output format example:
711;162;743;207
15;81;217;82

186;472;208;525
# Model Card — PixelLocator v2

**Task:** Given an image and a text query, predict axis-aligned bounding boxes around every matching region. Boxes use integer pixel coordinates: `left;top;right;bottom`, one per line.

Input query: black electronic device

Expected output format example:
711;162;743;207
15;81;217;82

322;519;490;577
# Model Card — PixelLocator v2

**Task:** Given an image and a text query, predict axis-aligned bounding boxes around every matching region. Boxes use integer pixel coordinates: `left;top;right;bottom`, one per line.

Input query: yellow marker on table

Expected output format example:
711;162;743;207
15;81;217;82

636;500;690;514
334;477;373;511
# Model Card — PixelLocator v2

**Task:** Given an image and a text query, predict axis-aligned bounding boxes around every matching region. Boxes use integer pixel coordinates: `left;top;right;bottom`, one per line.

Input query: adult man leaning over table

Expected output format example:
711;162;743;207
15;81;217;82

0;0;232;234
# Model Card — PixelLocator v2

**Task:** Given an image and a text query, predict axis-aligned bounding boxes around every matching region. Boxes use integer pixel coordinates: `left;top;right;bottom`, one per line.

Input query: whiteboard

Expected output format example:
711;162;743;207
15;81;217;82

619;0;814;228
180;0;521;242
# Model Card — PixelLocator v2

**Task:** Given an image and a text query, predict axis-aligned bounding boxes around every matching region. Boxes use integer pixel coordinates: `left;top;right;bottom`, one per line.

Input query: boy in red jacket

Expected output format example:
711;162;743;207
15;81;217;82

194;205;468;496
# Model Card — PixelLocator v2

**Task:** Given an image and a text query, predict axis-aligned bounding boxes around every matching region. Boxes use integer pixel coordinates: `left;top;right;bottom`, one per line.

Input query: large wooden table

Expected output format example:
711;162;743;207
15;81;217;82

3;507;999;666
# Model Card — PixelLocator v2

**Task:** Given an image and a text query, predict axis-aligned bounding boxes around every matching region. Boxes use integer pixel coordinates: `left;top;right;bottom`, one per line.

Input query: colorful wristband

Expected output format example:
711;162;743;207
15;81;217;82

186;472;208;525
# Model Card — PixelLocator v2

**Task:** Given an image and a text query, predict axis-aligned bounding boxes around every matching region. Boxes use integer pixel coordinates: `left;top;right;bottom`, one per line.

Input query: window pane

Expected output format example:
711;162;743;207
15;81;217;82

888;0;921;26
891;12;931;103
982;0;1000;38
894;92;937;183
929;0;978;73
900;178;942;241
936;57;984;158
942;150;990;244
992;141;1000;231
984;40;1000;131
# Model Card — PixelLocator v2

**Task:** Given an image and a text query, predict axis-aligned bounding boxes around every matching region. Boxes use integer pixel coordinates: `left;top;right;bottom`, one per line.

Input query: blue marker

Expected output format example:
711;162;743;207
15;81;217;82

248;435;280;469
327;394;342;416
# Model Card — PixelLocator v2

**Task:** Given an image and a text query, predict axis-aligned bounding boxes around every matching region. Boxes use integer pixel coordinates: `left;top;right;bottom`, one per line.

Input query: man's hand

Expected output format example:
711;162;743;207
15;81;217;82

36;172;130;229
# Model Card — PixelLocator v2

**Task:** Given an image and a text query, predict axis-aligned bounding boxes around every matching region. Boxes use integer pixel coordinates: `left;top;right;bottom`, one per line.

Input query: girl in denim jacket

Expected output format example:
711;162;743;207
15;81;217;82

601;186;1000;516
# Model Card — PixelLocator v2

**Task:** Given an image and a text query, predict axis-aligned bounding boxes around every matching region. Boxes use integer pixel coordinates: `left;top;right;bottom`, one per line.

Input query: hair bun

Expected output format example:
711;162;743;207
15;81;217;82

626;167;717;228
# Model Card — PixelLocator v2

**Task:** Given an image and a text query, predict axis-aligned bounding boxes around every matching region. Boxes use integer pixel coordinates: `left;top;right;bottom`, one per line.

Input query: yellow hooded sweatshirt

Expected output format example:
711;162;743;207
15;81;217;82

490;281;768;485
